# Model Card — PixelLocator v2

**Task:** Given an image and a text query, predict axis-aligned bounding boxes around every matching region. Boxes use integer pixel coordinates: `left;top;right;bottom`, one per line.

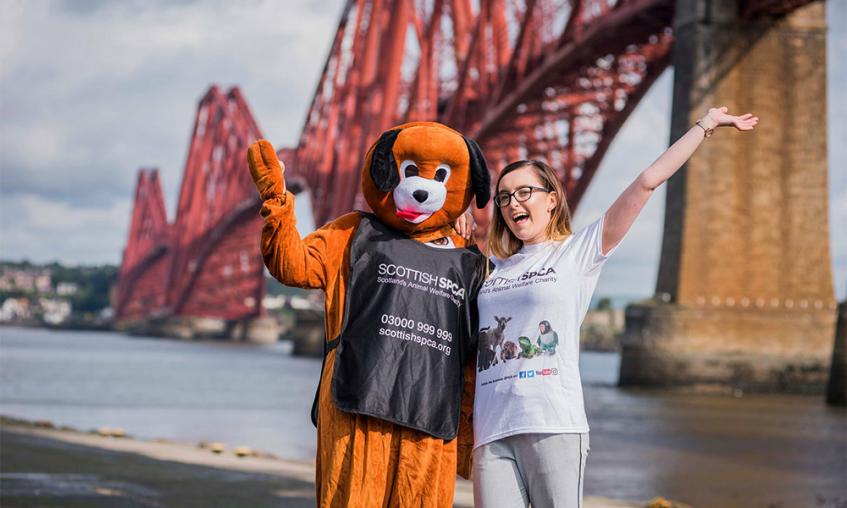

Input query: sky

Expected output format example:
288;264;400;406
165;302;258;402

0;0;844;300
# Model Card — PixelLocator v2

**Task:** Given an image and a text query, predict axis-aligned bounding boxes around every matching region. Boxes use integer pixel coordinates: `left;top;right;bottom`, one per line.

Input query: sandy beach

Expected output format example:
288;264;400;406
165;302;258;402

0;418;646;508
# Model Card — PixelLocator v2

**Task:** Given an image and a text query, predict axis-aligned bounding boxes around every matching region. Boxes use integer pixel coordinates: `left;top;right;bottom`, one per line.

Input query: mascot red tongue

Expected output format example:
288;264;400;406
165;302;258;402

247;121;490;507
396;208;425;221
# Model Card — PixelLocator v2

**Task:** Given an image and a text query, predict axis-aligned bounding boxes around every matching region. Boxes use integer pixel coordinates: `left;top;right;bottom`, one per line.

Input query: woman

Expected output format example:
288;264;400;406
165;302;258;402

462;106;757;507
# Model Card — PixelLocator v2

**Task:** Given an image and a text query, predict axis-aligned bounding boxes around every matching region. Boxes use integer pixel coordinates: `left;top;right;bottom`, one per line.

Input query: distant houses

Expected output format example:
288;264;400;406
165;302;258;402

0;268;53;294
0;263;110;327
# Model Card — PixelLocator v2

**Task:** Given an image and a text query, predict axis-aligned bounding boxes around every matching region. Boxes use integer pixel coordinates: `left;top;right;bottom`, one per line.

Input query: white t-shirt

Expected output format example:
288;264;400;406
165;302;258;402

473;214;616;449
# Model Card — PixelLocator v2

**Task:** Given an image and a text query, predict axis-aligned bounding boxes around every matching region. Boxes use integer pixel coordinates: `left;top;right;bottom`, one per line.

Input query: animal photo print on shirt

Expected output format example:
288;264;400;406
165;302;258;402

477;316;560;371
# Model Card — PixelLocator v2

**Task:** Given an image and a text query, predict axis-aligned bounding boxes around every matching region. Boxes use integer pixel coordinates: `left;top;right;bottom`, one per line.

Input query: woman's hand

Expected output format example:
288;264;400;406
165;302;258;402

700;106;759;132
453;210;476;239
602;105;758;255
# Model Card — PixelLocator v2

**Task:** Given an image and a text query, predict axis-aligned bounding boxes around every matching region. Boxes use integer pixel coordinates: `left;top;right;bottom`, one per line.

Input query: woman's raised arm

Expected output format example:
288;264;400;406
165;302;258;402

601;106;758;255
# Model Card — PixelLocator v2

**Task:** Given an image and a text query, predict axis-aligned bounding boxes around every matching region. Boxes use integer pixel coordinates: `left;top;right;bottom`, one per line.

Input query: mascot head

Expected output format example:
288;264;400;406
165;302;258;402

361;122;490;234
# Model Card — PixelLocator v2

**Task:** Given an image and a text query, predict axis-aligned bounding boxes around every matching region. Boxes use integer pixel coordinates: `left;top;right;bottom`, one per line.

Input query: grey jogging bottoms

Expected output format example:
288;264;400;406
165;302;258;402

472;432;589;508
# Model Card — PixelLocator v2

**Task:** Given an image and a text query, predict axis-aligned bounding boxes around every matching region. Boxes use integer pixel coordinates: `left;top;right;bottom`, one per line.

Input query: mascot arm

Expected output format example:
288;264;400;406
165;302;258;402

259;193;326;289
249;140;359;289
259;194;361;290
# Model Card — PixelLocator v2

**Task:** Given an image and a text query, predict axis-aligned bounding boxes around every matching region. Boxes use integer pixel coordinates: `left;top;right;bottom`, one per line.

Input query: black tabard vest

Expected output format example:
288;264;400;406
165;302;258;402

318;212;485;440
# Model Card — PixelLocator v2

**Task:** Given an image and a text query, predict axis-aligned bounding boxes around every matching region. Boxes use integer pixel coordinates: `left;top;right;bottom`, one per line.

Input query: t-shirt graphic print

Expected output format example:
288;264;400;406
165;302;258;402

473;214;617;449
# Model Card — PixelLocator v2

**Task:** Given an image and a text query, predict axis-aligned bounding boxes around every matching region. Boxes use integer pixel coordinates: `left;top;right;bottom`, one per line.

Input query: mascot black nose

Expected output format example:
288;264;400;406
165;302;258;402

413;190;428;203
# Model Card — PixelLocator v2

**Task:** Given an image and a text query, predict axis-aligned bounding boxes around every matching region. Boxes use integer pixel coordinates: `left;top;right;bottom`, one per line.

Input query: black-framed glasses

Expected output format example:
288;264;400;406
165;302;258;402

494;186;550;207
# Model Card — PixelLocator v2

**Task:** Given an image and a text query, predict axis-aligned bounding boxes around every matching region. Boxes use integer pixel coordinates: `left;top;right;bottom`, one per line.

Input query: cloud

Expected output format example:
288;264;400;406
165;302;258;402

0;193;132;264
0;0;345;213
0;0;343;266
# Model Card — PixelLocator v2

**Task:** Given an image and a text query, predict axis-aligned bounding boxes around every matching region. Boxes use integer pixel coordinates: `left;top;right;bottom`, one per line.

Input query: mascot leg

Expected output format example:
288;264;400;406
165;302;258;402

315;367;457;507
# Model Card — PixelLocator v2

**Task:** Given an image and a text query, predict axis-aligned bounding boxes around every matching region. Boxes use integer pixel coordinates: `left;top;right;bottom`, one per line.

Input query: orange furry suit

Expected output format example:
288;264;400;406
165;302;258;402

246;121;490;507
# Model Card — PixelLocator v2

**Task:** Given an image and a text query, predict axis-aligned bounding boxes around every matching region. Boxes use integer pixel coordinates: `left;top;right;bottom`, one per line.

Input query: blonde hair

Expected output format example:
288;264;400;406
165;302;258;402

487;160;572;259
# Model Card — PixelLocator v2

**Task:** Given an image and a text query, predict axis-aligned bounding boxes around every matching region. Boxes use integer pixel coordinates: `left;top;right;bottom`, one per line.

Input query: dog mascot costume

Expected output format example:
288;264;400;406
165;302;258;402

246;121;490;506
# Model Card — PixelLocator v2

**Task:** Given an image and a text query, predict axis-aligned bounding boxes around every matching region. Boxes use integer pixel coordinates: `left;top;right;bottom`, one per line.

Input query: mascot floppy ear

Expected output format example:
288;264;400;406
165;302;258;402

370;129;402;192
463;137;491;208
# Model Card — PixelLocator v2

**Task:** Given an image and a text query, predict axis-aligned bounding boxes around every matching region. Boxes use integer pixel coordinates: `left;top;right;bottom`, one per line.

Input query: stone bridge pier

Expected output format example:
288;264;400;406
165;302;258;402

619;0;837;392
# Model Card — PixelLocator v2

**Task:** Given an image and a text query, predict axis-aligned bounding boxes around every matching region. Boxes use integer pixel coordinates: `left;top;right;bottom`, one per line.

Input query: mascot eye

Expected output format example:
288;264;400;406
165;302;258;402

399;160;419;179
434;164;451;183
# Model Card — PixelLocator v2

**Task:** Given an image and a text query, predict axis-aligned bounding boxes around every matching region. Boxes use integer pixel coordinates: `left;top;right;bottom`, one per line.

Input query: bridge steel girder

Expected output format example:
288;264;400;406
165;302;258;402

288;0;677;231
113;245;170;323
116;0;819;327
171;198;265;320
114;169;171;322
164;87;264;317
116;87;268;325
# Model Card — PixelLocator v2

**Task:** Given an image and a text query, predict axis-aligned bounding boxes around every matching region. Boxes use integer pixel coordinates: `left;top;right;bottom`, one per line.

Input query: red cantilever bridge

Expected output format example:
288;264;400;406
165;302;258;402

113;0;815;339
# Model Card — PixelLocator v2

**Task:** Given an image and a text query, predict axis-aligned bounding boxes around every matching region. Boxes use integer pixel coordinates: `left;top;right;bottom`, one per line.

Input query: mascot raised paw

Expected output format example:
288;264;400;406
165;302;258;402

247;121;490;507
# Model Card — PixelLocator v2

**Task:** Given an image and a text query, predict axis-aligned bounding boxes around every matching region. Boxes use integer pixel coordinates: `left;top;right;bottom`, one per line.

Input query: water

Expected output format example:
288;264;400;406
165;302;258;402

2;326;845;507
0;326;320;460
0;327;618;463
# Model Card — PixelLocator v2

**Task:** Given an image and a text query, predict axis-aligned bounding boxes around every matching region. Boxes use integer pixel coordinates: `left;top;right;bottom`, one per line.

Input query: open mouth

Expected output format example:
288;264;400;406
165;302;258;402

512;212;530;225
396;208;429;222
